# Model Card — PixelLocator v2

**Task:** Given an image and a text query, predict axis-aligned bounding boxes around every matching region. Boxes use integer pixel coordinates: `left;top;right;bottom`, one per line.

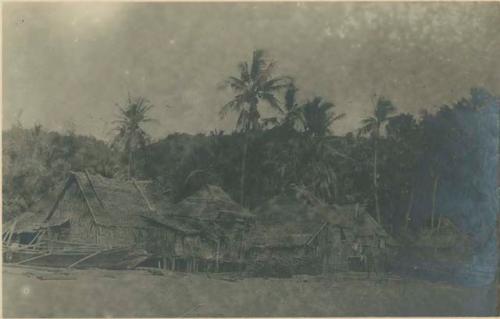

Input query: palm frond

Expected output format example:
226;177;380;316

332;113;346;122
236;109;251;132
358;117;377;136
250;49;266;81
375;97;397;121
284;83;298;112
260;92;283;114
219;95;244;119
261;76;292;92
261;117;280;129
238;62;250;82
226;76;247;91
257;60;275;83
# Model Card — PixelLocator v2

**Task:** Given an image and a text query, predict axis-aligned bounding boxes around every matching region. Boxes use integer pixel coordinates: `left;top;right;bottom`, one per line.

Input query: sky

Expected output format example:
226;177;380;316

4;2;500;141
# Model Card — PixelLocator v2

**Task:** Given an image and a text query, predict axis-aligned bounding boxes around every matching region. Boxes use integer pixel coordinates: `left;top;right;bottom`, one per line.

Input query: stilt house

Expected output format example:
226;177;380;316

167;184;255;272
246;188;397;275
3;171;200;269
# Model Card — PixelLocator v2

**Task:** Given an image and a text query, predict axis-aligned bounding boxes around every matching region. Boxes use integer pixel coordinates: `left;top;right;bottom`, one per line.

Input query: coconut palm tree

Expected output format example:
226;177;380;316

302;97;345;137
358;96;397;223
301;98;345;202
280;83;306;131
264;94;347;202
112;95;155;179
219;49;290;204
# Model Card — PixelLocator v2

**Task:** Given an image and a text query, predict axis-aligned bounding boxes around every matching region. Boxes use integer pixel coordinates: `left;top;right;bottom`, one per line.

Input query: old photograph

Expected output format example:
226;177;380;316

2;1;499;317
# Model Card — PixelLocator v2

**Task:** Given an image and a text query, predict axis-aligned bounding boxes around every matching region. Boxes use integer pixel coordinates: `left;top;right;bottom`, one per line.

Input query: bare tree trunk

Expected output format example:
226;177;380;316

404;188;414;231
240;137;248;205
431;175;440;229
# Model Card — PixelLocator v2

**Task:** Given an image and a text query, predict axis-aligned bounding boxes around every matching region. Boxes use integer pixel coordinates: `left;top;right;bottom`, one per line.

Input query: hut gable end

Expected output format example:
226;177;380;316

44;172;196;233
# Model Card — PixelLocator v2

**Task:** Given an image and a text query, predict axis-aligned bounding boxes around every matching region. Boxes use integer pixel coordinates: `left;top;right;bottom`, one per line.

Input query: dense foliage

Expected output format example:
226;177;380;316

3;51;497;248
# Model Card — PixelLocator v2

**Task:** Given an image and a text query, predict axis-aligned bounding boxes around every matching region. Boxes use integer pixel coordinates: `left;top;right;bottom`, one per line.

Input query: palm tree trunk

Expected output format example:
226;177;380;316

373;137;381;224
240;136;248;205
404;188;414;231
431;175;440;229
128;150;133;179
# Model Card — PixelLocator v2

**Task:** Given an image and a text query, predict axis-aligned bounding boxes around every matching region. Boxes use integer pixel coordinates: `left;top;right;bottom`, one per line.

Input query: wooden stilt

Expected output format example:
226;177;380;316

171;256;176;271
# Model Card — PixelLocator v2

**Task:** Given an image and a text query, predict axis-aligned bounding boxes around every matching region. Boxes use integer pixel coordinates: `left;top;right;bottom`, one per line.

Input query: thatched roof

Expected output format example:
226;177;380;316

45;172;198;234
322;204;394;239
249;188;397;249
170;185;254;221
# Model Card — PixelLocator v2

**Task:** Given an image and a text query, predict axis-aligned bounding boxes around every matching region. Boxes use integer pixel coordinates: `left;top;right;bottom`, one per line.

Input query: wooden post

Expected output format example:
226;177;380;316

171;256;176;271
7;220;18;246
163;256;167;270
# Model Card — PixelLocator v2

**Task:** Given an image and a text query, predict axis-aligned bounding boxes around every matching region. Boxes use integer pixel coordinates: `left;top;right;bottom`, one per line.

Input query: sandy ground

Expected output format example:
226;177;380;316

2;264;497;317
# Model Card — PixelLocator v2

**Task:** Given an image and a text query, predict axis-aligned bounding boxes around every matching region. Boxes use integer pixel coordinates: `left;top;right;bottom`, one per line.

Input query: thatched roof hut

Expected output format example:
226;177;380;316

247;188;397;273
251;187;396;249
4;172;203;265
248;204;396;250
166;185;255;268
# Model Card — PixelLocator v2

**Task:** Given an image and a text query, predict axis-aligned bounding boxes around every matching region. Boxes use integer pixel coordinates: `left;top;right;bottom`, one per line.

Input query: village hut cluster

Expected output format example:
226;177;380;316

4;171;399;276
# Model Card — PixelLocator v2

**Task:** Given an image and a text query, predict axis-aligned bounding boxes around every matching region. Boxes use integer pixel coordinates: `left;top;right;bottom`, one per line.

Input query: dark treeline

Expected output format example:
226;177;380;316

3;50;497;248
